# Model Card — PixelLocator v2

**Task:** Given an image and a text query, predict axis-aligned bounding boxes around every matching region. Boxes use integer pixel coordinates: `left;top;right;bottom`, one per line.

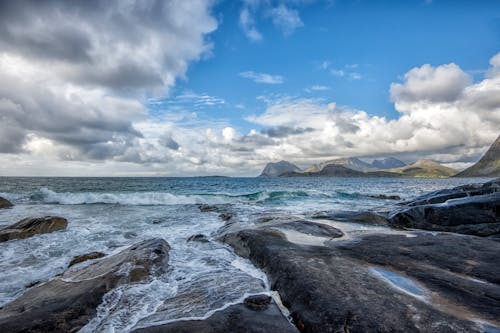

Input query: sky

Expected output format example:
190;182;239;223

0;0;499;176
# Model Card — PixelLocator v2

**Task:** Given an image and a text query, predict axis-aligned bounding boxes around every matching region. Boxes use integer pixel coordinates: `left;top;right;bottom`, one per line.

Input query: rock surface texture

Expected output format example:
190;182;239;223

388;178;500;237
132;295;298;333
0;238;170;333
0;216;68;242
222;202;500;333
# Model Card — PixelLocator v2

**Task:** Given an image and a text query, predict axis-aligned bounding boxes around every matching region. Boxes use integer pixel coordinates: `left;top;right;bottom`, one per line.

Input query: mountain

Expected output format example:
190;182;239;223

371;157;406;169
307;157;376;173
389;159;457;178
259;160;302;177
282;165;365;177
454;135;500;177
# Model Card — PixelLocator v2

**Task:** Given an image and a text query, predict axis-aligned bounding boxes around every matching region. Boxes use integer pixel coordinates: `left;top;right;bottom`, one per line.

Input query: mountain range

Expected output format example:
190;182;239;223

259;135;500;178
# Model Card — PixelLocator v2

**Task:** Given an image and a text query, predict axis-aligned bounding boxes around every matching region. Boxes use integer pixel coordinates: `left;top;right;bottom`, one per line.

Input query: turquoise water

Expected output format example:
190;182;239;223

0;176;490;331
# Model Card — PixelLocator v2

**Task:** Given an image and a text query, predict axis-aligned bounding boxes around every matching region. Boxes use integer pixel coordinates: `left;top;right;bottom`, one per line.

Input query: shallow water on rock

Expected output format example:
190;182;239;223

370;266;426;298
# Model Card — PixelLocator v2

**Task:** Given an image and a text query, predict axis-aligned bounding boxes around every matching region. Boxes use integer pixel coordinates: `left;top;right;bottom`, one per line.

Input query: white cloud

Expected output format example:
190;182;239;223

239;71;284;84
0;0;217;160
269;4;304;36
239;7;263;42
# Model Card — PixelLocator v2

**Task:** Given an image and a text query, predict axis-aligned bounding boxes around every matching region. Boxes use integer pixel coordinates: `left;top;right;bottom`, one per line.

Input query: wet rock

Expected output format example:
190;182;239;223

132;299;298;333
0;238;170;333
0;196;13;209
336;233;500;325
187;234;209;243
0;216;68;242
276;220;343;238
198;204;218;212
68;251;106;268
219;213;232;221
312;211;389;226
244;294;272;311
368;194;401;200
124;231;138;239
388;179;500;237
223;227;494;332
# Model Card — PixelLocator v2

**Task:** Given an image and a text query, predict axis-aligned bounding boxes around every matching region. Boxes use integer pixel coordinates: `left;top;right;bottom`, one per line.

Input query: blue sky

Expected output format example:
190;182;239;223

0;0;499;176
156;0;500;132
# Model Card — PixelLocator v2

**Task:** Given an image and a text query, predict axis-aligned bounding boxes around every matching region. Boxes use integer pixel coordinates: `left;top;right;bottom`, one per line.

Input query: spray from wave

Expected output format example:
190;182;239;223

27;188;328;206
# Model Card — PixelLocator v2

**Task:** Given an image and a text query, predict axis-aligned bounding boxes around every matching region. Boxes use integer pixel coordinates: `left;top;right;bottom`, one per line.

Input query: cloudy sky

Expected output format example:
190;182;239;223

0;0;499;176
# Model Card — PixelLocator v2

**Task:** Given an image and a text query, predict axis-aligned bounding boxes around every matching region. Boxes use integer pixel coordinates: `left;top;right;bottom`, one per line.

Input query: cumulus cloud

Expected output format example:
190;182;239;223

0;0;217;161
239;71;284;84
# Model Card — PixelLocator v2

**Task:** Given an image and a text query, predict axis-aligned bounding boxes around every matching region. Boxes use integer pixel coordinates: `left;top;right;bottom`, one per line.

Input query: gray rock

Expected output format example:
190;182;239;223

132;297;297;333
0;216;68;242
68;251;106;267
388;179;500;237
312;210;389;226
0;238;170;333
275;220;344;238
0;196;13;209
222;227;495;332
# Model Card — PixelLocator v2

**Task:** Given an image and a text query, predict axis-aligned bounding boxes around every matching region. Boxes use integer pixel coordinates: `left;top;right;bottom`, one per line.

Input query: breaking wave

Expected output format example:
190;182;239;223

27;188;326;206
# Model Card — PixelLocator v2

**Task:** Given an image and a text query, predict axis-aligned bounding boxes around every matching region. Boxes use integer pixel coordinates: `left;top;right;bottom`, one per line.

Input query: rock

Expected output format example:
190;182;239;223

368;194;401;200
276;220;344;238
244;294;272;311
0;196;13;209
198;204;218;212
0;238;170;333
68;251;106;267
388;179;500;237
132;299;297;333
187;234;209;243
222;227;496;332
0;216;68;242
219;213;232;221
312;211;389;226
124;231;138;239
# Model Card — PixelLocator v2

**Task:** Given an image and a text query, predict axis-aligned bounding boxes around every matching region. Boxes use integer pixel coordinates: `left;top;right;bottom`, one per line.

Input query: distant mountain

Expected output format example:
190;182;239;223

371;157;406;170
259;160;301;177
282;165;364;177
389;159;457;178
307;157;376;173
454;135;500;177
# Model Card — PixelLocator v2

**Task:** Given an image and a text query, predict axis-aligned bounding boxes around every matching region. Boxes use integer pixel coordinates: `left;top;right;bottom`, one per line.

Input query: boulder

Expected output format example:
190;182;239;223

132;296;297;333
187;234;209;243
367;194;401;200
0;216;68;242
274;220;344;238
222;227;497;332
388;179;500;237
0;238;170;333
68;251;106;267
0;196;13;209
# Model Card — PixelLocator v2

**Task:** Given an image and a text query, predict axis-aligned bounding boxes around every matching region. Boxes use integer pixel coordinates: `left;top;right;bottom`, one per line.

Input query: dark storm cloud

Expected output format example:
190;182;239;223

0;0;216;161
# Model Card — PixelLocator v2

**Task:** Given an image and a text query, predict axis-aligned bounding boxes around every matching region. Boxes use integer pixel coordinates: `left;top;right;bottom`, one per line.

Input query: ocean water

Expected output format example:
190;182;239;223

0;176;490;332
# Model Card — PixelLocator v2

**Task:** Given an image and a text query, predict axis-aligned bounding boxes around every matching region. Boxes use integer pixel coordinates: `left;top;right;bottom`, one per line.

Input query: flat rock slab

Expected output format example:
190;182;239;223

0;196;13;209
0;238;170;333
132;297;298;333
274;220;344;238
0;216;68;242
223;227;497;333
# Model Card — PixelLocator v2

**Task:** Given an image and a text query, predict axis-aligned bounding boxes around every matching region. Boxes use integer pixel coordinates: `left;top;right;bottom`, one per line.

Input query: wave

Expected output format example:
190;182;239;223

26;188;324;206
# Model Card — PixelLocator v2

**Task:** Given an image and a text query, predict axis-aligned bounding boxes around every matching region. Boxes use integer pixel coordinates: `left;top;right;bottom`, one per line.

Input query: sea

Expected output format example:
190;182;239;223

0;176;491;332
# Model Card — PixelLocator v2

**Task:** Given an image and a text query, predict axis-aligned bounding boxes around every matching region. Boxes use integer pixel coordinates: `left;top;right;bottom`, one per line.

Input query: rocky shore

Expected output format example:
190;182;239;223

0;179;498;332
